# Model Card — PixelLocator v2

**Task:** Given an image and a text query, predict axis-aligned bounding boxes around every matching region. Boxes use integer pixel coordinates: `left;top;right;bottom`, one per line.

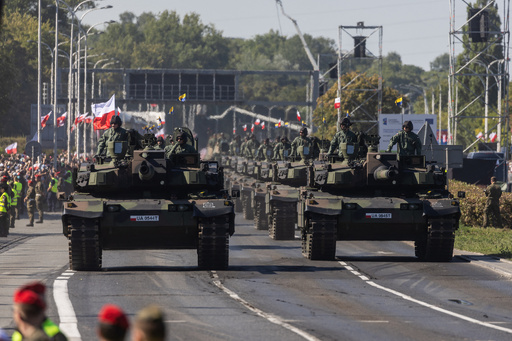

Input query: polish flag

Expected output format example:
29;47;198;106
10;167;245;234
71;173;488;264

489;132;497;142
251;124;255;133
334;98;341;109
476;132;483;139
57;112;67;127
296;110;301;121
261;121;265;130
255;118;261;125
278;118;282;127
91;94;116;130
233;128;236;134
243;124;247;132
41;111;52;128
155;128;165;138
5;142;17;154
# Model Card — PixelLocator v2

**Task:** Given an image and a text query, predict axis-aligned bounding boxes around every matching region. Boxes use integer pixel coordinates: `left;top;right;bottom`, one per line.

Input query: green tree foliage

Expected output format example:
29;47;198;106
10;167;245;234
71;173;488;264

313;71;403;138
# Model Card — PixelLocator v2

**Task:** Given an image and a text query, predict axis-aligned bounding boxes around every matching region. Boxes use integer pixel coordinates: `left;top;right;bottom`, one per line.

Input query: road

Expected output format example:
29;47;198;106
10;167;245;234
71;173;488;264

1;212;512;340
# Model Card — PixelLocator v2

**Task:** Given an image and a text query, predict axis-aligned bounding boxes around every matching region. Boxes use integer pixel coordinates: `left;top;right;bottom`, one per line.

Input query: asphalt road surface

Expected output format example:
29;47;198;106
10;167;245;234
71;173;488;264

1;211;512;340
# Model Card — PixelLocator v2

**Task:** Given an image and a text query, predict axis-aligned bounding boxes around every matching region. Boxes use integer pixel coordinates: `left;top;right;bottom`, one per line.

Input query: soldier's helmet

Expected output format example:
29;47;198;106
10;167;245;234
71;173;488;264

340;117;352;127
176;132;187;142
300;127;308;136
110;115;122;127
403;121;413;130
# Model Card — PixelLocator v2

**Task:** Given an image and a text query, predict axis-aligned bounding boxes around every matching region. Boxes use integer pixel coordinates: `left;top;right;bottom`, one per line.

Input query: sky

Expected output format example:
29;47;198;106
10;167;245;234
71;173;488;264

80;0;478;71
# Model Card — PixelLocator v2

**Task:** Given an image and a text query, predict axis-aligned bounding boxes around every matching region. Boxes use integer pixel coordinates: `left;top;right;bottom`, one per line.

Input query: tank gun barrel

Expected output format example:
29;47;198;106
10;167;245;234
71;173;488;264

139;161;155;181
373;165;399;181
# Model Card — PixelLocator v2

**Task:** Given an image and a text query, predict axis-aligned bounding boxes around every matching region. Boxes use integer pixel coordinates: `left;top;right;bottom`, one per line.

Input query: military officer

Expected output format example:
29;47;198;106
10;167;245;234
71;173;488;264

483;176;503;228
164;131;197;157
386;120;422;155
290;127;312;160
95;115;129;158
24;180;36;227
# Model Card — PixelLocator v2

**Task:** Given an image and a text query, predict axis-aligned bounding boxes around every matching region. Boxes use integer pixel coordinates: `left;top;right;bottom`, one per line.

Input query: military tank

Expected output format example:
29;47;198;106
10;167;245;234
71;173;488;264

62;127;235;271
298;134;462;262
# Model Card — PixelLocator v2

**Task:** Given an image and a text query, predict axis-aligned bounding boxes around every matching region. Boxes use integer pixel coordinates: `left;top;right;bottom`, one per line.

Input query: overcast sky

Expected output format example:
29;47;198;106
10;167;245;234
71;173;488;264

80;0;481;71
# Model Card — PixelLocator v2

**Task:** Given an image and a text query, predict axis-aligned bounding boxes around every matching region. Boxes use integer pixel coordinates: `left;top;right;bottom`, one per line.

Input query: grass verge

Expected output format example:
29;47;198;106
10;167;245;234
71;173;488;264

455;225;512;260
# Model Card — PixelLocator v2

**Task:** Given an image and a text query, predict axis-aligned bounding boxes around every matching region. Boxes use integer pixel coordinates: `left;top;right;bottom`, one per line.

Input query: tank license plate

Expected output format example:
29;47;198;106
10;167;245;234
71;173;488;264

130;215;159;222
365;213;392;219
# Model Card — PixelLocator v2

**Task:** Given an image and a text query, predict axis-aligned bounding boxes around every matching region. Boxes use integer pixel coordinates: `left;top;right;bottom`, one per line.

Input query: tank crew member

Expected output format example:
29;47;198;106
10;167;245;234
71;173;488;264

24;180;36;227
164;131;197;157
244;134;260;159
273;136;291;160
327;117;358;158
386;120;422;155
0;184;9;237
95;115;129;158
483;176;503;228
256;138;273;161
35;175;45;223
155;136;166;150
290;127;312;160
229;135;241;156
239;136;249;158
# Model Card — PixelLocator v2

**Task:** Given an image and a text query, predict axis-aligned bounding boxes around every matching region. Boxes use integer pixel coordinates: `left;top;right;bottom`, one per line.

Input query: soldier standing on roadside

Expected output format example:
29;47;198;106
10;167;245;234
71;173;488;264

35;175;44;223
24;180;36;227
483;176;503;228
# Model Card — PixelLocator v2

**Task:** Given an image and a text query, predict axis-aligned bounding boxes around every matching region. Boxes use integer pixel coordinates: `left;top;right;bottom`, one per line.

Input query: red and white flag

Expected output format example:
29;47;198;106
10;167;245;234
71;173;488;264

334;97;341;109
57;112;67;127
476;132;483;139
233;128;236;135
296;110;301;121
489;132;497;142
41;111;52;128
255;118;261;125
5;142;17;154
243;124;247;132
91;94;116;130
261;121;265;130
251;124;255;133
278;118;282;127
155;128;165;138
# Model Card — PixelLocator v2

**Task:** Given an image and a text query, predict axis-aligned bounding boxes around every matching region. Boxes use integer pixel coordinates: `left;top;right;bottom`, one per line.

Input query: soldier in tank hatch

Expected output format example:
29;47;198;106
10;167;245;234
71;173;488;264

386;120;422;156
96;115;129;158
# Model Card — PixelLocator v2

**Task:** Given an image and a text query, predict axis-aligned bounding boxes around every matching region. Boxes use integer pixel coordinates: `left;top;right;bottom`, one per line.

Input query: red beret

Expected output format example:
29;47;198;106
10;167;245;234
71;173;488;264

19;281;46;295
13;289;46;309
98;304;129;329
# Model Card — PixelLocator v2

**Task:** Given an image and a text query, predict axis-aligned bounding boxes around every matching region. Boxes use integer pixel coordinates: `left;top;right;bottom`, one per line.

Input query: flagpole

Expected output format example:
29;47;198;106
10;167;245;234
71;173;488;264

53;1;59;168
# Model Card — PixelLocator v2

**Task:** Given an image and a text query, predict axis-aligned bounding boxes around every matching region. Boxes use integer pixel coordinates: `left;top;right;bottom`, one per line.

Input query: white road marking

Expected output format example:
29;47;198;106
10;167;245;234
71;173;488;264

338;261;512;334
211;271;321;341
54;270;82;341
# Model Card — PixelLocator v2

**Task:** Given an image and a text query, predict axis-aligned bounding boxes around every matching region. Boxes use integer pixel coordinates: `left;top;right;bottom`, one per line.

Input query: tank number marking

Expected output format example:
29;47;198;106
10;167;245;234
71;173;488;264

130;215;159;222
365;213;392;219
203;202;216;208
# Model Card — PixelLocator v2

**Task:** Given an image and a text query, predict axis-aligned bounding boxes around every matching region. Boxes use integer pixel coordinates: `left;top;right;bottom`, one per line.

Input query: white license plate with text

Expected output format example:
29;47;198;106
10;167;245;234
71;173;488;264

130;215;159;222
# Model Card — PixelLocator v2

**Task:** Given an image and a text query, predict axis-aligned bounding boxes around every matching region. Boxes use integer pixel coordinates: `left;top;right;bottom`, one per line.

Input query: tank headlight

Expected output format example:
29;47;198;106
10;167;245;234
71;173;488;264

308;199;318;205
66;202;76;208
106;205;121;212
141;152;148;158
224;201;231;206
178;204;188;211
451;200;459;206
408;204;419;210
343;203;357;210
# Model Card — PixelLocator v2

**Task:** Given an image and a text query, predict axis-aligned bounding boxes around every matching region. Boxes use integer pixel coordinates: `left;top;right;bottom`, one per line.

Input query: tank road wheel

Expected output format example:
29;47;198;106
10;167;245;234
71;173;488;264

68;218;102;271
269;202;296;240
242;193;254;220
415;218;456;262
197;215;230;270
253;197;268;230
302;213;337;260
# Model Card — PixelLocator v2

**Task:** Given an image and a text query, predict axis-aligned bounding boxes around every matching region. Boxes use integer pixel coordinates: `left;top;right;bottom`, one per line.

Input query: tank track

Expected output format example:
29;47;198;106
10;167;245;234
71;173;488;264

197;215;230;270
414;217;456;262
302;213;337;260
68;218;102;271
253;197;268;230
242;192;254;220
269;202;296;240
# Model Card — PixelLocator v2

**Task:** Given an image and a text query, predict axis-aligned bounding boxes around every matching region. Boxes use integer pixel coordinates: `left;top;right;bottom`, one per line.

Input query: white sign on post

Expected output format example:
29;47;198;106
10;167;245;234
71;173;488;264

378;114;437;151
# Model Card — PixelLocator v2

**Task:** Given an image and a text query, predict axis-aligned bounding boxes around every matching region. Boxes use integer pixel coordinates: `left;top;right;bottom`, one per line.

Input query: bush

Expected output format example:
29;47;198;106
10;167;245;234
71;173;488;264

449;179;512;227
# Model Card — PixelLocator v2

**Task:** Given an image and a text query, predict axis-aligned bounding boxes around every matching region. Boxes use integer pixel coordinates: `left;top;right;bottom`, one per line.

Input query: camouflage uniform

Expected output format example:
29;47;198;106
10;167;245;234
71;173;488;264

244;136;260;159
35;178;45;223
290;135;312;159
229;137;241;156
386;130;422;156
328;130;357;156
24;183;36;226
273;140;291;160
483;180;503;228
256;140;273;161
164;142;196;157
96;126;129;157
